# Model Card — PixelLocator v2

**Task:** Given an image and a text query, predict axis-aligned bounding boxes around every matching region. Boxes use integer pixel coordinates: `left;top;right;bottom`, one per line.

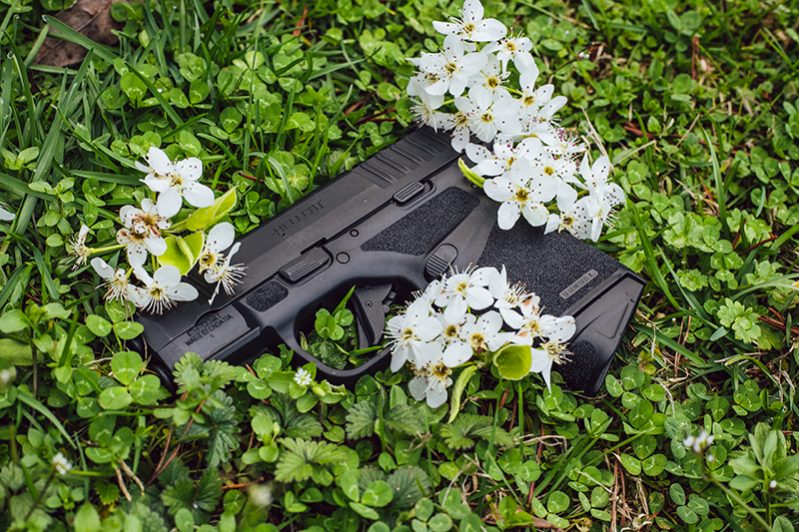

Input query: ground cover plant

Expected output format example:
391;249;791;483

0;0;799;530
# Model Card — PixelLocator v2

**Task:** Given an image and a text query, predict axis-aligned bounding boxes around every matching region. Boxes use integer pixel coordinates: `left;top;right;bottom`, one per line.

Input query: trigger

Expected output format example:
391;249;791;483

351;284;394;349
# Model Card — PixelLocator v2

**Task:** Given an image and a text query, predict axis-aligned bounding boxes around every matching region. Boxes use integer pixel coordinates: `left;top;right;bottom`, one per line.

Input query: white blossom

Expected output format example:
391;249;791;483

91;258;136;303
136;147;214;208
408;77;455;132
204;242;246;305
129;265;198;314
528;315;577;389
434;267;494;322
117;193;180;266
483;159;557;230
69;224;91;268
455;89;521;144
408;359;453;408
52;452;72;475
684;430;714;454
409;35;487;97
386;299;443;371
293;368;313;387
485;33;534;72
432;0;507;43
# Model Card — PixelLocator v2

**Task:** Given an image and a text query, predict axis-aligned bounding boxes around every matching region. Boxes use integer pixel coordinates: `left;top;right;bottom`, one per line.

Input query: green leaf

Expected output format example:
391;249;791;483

74;503;101;532
113;321;144;340
448;364;478;423
361;480;393;507
493;344;532;380
120;72;147;101
458;158;485;187
111;351;143;386
0;309;28;333
345;399;377;439
180;189;237;232
157;232;205;275
0;338;33;365
98;386;132;410
86;314;112;337
349;502;379;520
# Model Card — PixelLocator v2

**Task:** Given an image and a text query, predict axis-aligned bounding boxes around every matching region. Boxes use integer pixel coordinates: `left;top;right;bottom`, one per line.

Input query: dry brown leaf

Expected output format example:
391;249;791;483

35;0;121;67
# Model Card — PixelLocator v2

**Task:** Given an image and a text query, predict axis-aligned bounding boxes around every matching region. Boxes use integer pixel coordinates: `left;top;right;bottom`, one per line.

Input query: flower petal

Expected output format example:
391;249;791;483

175;157;203;182
473;18;507;41
183;182;215;208
147;147;173;176
465;286;493;310
169;282;199;302
127;244;148;266
207;222;235;252
90;257;115;280
153;265;181;287
443;342;472;367
157;188;182;219
432;21;459;35
497;201;520;230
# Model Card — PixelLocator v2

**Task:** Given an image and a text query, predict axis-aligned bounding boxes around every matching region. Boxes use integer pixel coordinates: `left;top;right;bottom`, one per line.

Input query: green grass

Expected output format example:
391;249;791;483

0;0;798;530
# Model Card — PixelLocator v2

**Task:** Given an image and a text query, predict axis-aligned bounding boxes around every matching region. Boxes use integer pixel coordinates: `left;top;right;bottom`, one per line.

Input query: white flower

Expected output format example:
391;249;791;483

69;224;91;268
540;129;586;159
409;35;487;97
248;484;273;507
198;222;236;273
117;193;180;266
293;367;312;387
434;267;495;323
439;312;472;368
517;62;567;124
483;159;558;230
465;138;543;177
204;242;246;305
91;258;136;302
485;33;534;71
0;205;14;222
544;187;591;240
469;55;509;103
529;314;577;389
408;359;452;408
52;452;72;475
0;367;16;387
129;265;198;314
770;480;778;490
683;430;714;454
408;77;455;132
455;90;521;144
432;0;507;43
449;109;473;153
578;155;625;207
487;266;530;326
462;310;506;354
136;147;214;208
386;300;443;371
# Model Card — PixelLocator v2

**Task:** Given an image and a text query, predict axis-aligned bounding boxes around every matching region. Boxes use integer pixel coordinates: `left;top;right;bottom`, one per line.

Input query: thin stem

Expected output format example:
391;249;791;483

24;469;55;521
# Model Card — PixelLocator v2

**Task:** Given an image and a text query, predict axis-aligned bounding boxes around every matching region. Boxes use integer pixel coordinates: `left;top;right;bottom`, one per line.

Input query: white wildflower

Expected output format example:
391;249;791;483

91;258;136;303
52;452;72;475
483;159;558;230
683;430;714;454
136;147;214;208
293;368;313;387
386;299;443;371
69;224;91;268
204;242;247;305
432;0;507;43
129;265;198;314
116;193;180;266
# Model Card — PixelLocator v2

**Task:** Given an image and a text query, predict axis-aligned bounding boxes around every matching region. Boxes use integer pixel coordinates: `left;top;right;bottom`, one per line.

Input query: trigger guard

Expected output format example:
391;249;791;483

351;283;394;349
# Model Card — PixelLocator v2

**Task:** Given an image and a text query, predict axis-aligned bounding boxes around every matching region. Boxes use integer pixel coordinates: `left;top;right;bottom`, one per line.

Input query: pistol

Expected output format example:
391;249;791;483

137;127;645;394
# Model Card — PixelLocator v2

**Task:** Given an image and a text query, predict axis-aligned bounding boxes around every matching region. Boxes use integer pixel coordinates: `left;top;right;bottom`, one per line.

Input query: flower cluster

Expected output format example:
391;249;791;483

52;452;72;476
386;265;576;408
406;0;625;241
71;147;246;313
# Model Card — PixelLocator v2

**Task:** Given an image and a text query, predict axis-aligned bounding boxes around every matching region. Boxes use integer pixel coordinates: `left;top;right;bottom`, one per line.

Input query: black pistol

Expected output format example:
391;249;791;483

136;127;645;394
